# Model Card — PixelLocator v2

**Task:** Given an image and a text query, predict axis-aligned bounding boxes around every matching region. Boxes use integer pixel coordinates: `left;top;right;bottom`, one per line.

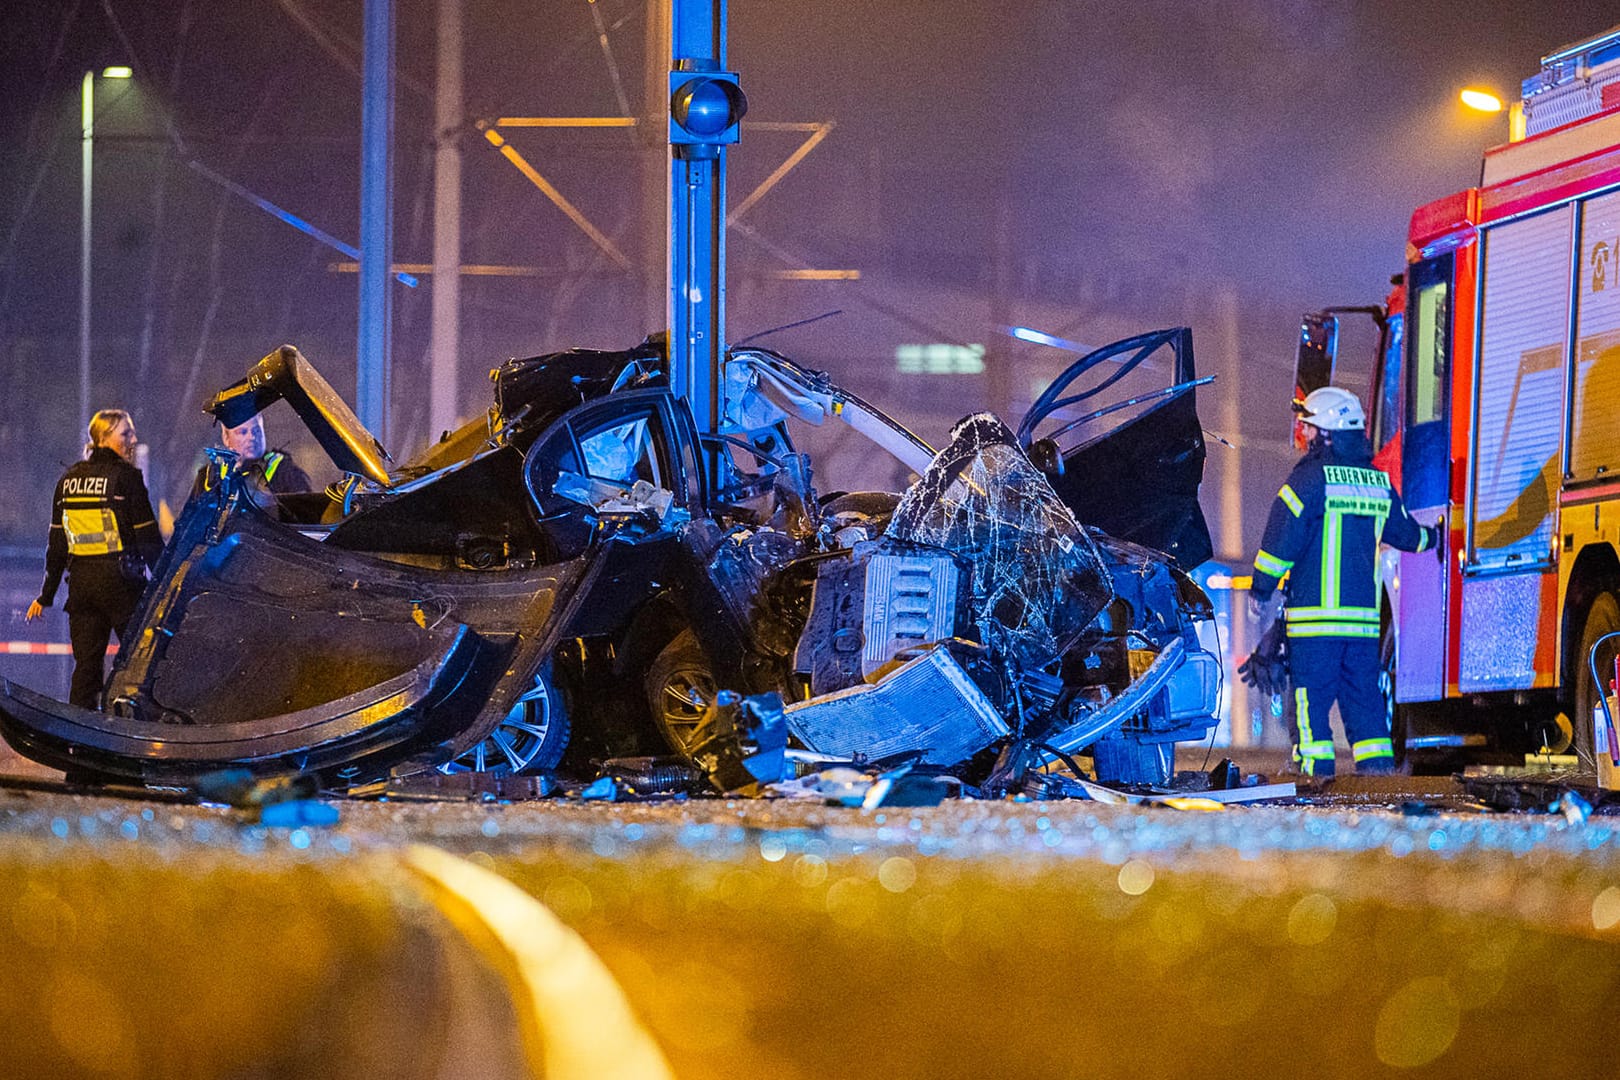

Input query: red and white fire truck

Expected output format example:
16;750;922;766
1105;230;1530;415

1298;24;1620;774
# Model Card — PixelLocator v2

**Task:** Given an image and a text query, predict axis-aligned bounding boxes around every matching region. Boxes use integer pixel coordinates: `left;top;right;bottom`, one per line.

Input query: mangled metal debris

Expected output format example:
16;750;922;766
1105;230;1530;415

684;691;790;793
590;756;705;799
193;768;341;826
785;643;1009;766
0;330;1231;801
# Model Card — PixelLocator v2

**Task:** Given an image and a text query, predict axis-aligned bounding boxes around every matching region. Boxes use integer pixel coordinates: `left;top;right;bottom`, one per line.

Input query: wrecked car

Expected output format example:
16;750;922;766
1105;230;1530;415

0;328;1221;794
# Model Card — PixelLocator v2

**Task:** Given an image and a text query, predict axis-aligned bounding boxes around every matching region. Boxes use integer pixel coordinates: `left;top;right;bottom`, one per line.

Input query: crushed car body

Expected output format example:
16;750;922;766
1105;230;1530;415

0;330;1223;795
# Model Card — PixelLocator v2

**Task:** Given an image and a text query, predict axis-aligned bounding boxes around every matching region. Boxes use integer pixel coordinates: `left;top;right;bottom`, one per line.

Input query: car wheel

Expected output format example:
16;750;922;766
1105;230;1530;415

441;662;570;775
1573;590;1620;771
645;629;717;759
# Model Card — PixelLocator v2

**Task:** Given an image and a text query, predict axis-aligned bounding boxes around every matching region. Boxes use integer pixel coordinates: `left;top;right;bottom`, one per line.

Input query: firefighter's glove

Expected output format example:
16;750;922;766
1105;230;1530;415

1427;524;1444;562
1235;652;1261;689
1237;620;1289;698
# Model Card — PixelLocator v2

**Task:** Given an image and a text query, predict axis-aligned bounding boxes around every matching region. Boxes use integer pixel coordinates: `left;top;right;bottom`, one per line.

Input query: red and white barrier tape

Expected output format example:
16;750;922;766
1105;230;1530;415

1;642;117;656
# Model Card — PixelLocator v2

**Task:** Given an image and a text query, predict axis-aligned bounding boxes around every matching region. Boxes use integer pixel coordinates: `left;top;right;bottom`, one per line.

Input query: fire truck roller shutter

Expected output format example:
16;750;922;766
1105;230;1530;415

1469;209;1572;567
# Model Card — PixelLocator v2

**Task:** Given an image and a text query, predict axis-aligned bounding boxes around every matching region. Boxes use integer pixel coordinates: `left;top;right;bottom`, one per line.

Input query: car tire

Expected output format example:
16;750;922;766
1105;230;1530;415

441;661;571;775
644;629;717;760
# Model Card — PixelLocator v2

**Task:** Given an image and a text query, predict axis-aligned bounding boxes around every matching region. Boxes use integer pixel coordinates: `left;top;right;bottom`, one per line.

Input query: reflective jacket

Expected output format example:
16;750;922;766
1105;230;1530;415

1250;433;1436;639
37;447;164;607
191;449;311;499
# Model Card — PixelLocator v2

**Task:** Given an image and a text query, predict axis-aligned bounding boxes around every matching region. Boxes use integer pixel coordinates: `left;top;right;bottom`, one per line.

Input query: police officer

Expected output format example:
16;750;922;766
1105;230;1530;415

24;410;164;710
190;413;311;509
1247;387;1440;777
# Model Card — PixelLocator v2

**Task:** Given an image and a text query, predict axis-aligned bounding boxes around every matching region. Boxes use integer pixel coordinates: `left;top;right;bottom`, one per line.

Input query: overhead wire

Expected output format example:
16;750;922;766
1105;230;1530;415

729;219;962;345
471;1;641;130
588;0;634;120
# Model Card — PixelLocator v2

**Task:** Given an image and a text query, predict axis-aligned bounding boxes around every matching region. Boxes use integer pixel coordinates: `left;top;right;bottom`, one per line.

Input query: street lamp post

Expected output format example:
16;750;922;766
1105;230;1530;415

79;71;92;428
80;66;131;427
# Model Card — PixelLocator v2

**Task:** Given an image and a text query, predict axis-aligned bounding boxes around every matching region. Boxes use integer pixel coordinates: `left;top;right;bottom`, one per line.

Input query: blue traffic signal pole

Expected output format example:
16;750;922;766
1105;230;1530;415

357;0;394;442
668;0;745;435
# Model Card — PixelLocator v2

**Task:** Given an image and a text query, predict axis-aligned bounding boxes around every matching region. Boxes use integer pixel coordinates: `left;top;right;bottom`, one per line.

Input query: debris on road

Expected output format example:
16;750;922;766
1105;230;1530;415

596;757;705;797
686;691;790;793
258;799;341;828
194;769;318;810
1064;777;1297;806
1459;772;1620;815
193;768;341;826
1204;758;1242;791
1560;789;1595;825
769;765;961;808
579;776;622;802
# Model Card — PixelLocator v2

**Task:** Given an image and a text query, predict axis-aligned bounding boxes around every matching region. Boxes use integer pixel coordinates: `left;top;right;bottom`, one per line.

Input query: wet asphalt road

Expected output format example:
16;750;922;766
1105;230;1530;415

0;748;1617;1080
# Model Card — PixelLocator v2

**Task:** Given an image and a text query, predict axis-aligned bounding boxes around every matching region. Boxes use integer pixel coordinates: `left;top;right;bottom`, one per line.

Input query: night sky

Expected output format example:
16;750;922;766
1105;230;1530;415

0;1;1606;553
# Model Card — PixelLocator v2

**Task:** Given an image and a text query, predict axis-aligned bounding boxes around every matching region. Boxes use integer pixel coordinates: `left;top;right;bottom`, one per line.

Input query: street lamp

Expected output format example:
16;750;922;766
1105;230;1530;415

1459;87;1503;113
1458;84;1526;143
81;65;131;427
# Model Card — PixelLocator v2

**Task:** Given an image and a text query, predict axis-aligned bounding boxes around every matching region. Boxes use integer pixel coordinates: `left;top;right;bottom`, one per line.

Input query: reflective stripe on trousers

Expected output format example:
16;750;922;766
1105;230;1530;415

1287;636;1392;776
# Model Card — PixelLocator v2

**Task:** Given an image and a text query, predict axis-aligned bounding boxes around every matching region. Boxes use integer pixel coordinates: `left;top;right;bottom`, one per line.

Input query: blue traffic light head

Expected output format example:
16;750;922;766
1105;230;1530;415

669;72;747;156
677;79;740;137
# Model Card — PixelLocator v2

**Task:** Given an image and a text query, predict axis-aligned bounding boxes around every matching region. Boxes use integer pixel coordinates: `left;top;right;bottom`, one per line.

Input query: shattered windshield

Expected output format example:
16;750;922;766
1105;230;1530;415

885;414;1112;671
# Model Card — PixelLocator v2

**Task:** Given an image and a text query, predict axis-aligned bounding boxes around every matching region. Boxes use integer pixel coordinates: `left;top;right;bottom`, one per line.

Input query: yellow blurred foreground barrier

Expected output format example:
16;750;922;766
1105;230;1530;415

0;841;669;1080
404;844;673;1080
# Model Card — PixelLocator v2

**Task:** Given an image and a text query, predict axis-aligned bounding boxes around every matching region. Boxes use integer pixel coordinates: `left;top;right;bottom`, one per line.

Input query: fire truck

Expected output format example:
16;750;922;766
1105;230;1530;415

1296;24;1620;776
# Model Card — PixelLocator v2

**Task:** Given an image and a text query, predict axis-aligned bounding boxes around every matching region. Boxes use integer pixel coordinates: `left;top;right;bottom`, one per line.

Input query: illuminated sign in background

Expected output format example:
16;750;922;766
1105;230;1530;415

895;344;985;375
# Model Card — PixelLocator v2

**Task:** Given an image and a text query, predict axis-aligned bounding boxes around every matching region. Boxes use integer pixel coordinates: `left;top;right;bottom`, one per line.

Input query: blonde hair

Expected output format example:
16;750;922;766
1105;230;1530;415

85;409;132;458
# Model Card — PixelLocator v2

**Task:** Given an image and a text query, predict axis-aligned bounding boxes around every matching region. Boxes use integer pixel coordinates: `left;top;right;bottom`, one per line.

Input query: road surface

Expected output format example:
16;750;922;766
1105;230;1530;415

0;750;1613;1079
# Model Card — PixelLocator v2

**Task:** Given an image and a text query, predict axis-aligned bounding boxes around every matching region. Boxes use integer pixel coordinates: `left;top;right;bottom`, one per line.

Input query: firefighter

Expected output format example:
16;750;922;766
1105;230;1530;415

1247;386;1440;777
190;413;311;510
24;410;165;710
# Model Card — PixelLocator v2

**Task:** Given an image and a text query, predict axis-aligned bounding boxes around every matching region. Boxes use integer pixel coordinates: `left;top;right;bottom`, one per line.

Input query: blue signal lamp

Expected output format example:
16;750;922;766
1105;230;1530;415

669;67;747;158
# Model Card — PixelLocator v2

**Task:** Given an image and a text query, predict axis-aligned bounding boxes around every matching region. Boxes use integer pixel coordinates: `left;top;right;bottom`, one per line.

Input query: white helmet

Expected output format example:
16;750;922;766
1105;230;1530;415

1298;386;1365;431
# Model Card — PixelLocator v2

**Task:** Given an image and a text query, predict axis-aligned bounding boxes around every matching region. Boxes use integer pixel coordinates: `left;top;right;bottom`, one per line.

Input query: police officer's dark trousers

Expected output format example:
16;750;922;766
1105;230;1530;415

1286;636;1394;777
64;557;141;710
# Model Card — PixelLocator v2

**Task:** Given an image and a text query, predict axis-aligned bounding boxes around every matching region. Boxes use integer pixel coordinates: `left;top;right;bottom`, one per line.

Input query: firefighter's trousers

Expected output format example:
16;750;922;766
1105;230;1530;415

1285;636;1394;778
64;559;141;710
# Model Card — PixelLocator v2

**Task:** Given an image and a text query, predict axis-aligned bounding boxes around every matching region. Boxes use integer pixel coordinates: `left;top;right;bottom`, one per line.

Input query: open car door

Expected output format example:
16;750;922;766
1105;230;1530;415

1017;328;1213;569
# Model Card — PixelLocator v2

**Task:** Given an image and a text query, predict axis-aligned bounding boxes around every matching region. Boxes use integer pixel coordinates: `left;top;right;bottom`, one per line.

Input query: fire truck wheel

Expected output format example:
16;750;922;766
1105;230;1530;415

1573;590;1620;765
